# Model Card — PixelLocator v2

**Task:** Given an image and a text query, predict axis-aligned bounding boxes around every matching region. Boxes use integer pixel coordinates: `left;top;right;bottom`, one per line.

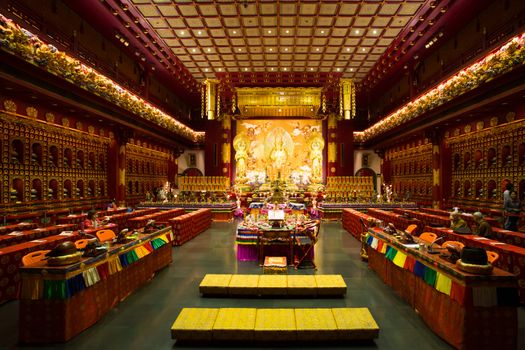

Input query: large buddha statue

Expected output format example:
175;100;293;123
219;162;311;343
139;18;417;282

308;133;324;183
233;133;249;182
264;127;294;180
270;136;288;169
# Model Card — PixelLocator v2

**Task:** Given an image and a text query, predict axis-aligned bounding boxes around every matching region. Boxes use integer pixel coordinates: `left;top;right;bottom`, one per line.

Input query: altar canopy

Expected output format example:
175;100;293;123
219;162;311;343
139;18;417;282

234;119;323;186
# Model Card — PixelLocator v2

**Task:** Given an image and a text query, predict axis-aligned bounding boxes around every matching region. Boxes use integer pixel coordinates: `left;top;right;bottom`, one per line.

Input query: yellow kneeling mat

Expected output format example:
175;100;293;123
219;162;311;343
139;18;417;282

199;274;232;295
212;308;256;340
171;307;379;342
170;308;218;341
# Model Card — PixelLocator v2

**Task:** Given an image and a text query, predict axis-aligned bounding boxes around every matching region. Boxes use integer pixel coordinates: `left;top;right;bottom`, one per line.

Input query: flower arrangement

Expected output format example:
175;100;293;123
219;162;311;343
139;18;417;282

0;14;204;143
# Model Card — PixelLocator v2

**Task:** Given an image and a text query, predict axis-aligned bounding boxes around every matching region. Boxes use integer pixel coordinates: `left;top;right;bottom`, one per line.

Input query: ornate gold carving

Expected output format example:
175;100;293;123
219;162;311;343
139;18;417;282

203;79;219;120
119;169;125;186
3;100;16;112
328;115;337;129
76;121;83;130
236;87;322;118
222;114;231;130
62;117;69;127
26;106;38;119
330;166;336;173
88;125;95;134
221;142;230;164
476;121;484;131
45;112;55;123
328;142;337;163
453;128;460;136
340;78;356;120
445;118;524;145
490;117;498;127
464;124;471;133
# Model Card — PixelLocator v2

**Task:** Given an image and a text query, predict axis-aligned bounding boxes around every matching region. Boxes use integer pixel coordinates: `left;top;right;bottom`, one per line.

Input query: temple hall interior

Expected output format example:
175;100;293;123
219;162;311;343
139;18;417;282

0;0;524;349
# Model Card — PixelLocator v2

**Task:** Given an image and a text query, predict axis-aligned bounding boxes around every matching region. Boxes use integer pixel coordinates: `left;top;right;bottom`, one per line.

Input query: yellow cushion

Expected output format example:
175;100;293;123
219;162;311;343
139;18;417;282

212;308;256;340
170;308;218;340
295;308;338;340
331;308;380;340
287;275;317;296
257;275;288;295
199;274;232;295
314;275;347;296
228;274;260;295
254;309;296;341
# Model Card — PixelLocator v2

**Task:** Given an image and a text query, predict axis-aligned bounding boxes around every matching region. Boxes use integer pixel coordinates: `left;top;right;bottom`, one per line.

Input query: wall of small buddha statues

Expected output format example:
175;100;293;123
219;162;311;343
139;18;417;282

384;138;433;204
444;111;525;208
0;97;111;210
382;106;525;209
125;140;175;205
0;96;178;211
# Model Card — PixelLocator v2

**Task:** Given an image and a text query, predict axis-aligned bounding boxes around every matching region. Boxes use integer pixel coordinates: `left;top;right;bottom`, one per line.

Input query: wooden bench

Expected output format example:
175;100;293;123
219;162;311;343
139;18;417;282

171;307;379;342
198;274;347;297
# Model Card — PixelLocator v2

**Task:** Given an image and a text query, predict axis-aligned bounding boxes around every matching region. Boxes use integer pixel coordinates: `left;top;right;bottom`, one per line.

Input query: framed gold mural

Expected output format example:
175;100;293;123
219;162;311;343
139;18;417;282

234;119;323;186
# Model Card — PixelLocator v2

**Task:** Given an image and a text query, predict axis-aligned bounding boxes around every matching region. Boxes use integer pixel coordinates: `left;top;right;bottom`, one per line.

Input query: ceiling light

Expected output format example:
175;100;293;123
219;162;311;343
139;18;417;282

278;108;282;112
355;29;360;34
373;29;377;34
310;67;314;71
350;68;354;71
233;30;237;34
346;48;350;52
245;68;248;71
192;48;196;52
269;48;273;51
204;68;208;72
362;48;366;52
268;30;272;34
285;30;289;34
198;31;202;35
320;30;325;34
284;48;288;51
316;48;320;51
218;68;222;71
207;48;211;52
283;67;287;71
238;48;242;51
180;31;185;35
336;68;340;71
270;67;274;71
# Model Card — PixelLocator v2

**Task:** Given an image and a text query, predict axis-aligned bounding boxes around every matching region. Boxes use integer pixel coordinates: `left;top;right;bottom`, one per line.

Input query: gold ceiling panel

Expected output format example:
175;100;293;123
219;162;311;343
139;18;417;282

236;87;322;119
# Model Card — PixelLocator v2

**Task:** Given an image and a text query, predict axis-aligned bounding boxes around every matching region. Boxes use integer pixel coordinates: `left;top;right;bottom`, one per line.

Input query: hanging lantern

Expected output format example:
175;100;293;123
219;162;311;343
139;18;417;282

203;79;219;120
340;78;356;120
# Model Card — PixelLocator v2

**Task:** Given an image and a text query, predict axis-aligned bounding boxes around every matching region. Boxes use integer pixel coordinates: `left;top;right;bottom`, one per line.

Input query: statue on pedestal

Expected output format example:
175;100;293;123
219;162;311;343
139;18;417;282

264;127;294;181
308;132;324;183
233;133;249;183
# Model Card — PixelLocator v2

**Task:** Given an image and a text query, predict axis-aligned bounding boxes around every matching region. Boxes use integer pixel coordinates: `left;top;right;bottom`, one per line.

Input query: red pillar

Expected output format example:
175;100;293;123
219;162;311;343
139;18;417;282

204;117;232;182
327;117;354;178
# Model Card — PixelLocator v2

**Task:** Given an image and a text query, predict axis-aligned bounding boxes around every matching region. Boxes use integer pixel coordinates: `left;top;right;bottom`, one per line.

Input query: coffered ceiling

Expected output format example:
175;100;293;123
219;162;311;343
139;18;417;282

129;0;425;82
67;0;492;104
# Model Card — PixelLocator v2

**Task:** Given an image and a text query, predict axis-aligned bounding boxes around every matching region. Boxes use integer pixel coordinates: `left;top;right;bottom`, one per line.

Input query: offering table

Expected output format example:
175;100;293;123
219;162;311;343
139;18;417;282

366;227;518;350
18;227;173;343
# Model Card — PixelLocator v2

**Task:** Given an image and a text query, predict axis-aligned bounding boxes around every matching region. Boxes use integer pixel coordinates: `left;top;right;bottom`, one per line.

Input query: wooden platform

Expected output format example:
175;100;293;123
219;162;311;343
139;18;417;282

171;307;379;342
199;274;347;296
